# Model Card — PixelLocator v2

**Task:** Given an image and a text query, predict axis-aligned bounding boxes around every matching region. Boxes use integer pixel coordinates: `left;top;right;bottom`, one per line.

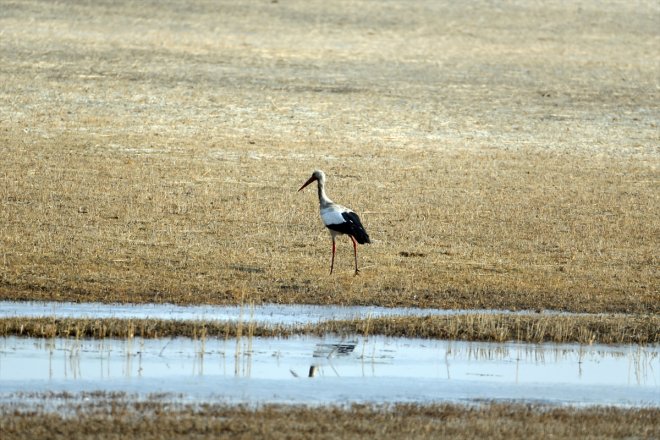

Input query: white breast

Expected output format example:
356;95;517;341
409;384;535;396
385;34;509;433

320;205;349;226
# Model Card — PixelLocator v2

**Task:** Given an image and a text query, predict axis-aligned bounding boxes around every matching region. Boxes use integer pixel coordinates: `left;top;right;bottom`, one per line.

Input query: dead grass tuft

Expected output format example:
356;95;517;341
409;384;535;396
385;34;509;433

1;313;657;344
316;314;660;344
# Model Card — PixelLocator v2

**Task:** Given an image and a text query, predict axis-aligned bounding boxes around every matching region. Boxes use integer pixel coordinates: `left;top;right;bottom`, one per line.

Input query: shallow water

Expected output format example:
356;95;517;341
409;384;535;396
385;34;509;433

1;335;657;407
0;301;591;325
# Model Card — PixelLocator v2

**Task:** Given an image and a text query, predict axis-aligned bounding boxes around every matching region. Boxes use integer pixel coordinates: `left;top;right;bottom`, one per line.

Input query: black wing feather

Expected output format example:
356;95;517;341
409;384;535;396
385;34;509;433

326;211;371;244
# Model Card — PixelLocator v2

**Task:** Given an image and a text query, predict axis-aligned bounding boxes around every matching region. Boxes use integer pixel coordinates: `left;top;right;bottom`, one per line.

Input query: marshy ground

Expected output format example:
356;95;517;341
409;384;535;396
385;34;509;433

1;0;658;437
2;312;658;344
2;397;659;440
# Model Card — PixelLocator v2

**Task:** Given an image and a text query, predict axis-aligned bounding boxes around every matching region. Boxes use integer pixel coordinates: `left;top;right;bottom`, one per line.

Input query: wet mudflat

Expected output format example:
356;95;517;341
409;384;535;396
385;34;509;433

1;335;657;407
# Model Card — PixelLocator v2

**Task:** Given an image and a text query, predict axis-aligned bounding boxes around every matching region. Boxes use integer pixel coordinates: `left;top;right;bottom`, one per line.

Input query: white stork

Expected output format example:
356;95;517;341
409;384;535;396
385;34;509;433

298;170;371;275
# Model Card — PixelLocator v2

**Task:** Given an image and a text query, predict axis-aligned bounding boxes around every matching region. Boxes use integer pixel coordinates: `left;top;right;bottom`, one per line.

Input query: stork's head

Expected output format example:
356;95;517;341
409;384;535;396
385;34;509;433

298;170;325;191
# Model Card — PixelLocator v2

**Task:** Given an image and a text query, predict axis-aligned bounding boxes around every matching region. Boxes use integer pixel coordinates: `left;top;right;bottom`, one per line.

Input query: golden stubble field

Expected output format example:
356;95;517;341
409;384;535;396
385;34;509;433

1;0;658;314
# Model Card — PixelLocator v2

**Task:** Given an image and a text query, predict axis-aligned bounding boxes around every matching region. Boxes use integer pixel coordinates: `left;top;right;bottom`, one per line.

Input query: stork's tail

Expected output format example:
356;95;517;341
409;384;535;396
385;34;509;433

344;211;370;244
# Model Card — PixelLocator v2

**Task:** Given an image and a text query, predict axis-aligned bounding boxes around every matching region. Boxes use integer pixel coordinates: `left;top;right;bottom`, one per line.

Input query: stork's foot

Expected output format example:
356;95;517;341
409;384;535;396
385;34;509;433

354;269;360;276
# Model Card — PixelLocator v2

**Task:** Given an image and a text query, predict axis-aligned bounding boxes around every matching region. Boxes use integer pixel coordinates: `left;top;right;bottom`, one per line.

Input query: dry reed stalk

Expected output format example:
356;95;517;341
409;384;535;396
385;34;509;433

1;314;657;344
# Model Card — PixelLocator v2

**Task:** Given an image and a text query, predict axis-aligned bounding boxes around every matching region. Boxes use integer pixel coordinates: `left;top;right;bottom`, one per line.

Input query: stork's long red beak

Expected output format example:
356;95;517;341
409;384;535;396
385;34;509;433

298;176;317;192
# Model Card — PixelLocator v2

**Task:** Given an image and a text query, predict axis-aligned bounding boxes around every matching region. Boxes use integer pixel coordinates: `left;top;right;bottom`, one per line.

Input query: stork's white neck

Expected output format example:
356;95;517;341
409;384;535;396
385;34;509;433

317;178;333;207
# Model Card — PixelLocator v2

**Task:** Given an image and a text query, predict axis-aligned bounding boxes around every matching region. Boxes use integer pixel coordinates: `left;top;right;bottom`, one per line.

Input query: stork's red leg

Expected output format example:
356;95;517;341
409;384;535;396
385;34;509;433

350;235;359;275
330;237;336;275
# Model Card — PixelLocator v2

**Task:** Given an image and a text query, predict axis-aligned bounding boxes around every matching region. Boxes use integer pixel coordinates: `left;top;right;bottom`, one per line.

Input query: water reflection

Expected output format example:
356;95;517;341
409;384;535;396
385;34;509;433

1;336;657;406
309;341;358;377
434;340;658;386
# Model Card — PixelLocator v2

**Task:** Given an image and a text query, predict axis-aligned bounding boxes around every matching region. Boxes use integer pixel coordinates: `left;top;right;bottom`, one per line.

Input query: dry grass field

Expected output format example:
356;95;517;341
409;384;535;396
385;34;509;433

1;0;659;315
2;396;659;440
